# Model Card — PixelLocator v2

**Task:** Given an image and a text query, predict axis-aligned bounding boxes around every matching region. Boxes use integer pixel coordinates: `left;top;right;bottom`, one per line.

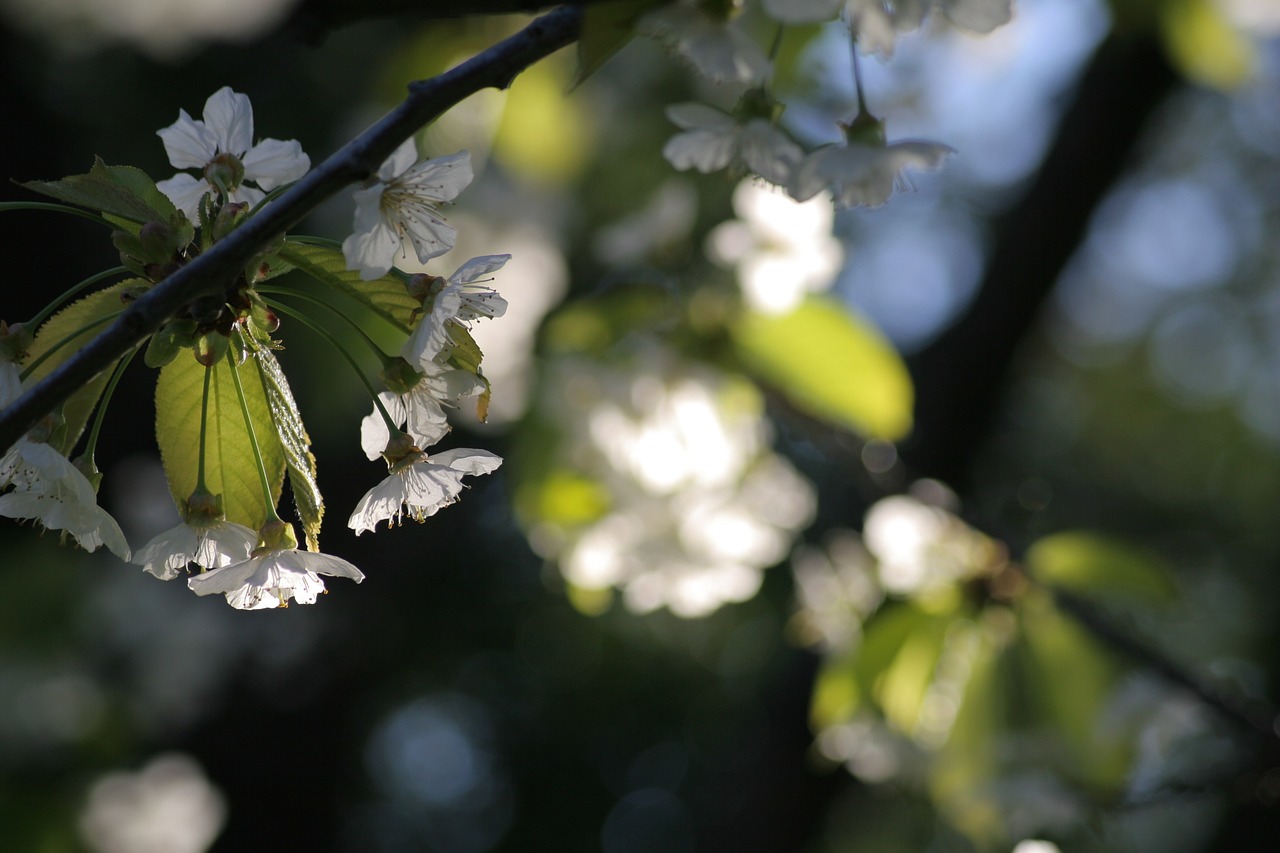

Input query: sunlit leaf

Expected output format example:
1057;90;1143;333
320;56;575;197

275;241;419;334
24;158;182;226
25;280;134;455
528;469;612;527
730;297;913;441
248;338;324;551
1160;0;1254;90
810;651;862;731
565;581;614;616
1025;530;1176;604
1018;590;1131;788
155;350;285;530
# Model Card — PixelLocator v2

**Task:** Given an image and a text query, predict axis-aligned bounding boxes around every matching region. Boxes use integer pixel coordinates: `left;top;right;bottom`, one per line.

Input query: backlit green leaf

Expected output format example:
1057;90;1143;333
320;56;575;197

248;338;324;551
275;241;420;334
1025;530;1176;604
25;280;133;455
730;297;913;441
155;349;285;530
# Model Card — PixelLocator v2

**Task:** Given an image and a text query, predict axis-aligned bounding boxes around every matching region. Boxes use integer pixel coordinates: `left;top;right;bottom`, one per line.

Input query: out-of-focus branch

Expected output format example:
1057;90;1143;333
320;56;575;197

903;34;1179;488
1052;588;1280;745
0;5;582;455
288;0;614;38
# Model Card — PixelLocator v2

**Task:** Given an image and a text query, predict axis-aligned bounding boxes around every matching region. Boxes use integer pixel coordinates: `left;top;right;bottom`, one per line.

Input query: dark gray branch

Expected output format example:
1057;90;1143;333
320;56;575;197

0;5;582;455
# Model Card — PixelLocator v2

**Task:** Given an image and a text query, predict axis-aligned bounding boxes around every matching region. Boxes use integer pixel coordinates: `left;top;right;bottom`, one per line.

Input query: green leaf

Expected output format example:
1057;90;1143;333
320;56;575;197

730;297;914;441
24;158;183;226
155;350;286;530
571;0;666;89
275;241;419;334
1025;531;1176;604
25;280;134;455
248;338;324;551
1018;591;1131;788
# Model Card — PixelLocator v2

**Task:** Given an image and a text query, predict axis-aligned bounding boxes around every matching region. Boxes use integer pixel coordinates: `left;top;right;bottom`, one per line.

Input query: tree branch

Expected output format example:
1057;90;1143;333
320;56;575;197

0;5;582;456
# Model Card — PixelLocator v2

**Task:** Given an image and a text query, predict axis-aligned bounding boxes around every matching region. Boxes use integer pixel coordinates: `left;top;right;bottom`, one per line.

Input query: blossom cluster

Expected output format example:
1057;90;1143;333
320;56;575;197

529;343;816;618
1;87;507;610
643;0;1014;207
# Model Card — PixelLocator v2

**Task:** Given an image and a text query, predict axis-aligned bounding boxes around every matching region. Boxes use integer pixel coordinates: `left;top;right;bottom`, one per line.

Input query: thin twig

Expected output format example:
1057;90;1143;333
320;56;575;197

0;5;582;455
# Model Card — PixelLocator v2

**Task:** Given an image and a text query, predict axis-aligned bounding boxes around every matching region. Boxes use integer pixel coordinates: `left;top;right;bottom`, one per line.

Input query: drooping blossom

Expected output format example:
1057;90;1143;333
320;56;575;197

348;447;502;535
401;254;510;370
637;0;770;84
763;0;1014;56
132;519;258;580
662;102;803;186
790;138;953;208
187;546;364;610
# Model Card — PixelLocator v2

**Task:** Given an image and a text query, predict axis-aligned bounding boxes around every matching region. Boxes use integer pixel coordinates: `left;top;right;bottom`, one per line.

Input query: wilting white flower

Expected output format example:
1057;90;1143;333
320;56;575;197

401;254;510;370
0;442;130;559
790;140;954;208
662;103;803;186
187;547;364;610
156;86;310;219
358;366;486;461
342;140;473;280
638;1;770;84
132;519;258;580
763;0;1014;56
707;179;843;314
348;448;502;535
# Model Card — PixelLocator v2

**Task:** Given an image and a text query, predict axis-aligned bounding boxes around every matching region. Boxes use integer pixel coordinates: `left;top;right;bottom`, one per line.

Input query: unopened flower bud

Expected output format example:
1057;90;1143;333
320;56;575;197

212;201;249;241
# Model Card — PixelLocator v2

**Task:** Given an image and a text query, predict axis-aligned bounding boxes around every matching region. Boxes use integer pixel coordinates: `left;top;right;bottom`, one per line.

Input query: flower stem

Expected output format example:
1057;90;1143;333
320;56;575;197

196;362;213;493
0;201;119;230
27;267;129;333
83;345;138;465
227;341;283;525
849;26;868;117
258;285;404;356
265;299;401;432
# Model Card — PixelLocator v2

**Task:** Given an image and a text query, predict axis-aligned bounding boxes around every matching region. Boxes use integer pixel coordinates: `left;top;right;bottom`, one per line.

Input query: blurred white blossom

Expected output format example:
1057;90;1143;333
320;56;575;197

638;0;770;84
707;179;843;314
79;753;225;853
534;346;815;617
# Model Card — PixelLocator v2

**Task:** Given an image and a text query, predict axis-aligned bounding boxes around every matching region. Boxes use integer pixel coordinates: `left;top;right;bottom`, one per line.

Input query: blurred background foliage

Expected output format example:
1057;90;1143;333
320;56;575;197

1;0;1280;851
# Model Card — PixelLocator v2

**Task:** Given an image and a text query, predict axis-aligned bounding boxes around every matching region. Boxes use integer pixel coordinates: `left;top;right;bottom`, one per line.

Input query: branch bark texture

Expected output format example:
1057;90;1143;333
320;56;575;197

0;5;582;455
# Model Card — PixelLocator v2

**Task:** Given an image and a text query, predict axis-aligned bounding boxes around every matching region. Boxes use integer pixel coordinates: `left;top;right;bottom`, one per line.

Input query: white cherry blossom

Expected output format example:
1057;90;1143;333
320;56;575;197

402;254;509;370
662;103;802;186
763;0;1013;56
790;139;954;208
359;366;486;461
638;1;770;84
187;547;364;610
156;86;310;219
132;519;258;580
348;448;502;535
342;141;473;280
0;442;130;559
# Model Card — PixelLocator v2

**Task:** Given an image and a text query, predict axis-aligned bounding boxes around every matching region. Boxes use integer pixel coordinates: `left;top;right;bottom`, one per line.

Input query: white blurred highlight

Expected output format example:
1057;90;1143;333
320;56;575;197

79;753;226;853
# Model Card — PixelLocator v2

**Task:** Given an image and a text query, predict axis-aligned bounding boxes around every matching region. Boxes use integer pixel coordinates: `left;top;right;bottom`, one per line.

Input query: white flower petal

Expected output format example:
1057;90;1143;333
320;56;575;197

242;138;310;190
944;0;1013;32
428;448;503;476
156;173;211;220
157;109;218;170
378;137;420;182
664;102;736;132
398;150;473;205
342;215;400;280
202;86;254;157
663;129;738;173
450;254;510;285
